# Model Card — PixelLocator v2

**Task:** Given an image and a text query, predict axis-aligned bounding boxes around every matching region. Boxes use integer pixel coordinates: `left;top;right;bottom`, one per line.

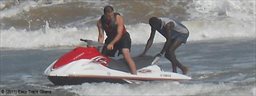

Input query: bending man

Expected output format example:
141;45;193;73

140;17;189;74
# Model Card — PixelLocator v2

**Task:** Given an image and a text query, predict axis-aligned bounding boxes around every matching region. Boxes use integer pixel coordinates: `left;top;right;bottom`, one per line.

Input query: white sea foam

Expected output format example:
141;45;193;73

0;0;38;18
1;19;255;49
55;81;256;96
0;0;255;49
188;0;255;21
0;0;109;19
252;87;256;96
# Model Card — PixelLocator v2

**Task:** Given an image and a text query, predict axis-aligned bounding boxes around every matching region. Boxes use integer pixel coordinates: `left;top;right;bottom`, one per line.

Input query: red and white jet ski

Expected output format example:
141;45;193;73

44;39;191;85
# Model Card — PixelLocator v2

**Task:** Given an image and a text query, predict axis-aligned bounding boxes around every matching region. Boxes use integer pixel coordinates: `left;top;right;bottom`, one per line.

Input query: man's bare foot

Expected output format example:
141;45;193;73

182;66;188;75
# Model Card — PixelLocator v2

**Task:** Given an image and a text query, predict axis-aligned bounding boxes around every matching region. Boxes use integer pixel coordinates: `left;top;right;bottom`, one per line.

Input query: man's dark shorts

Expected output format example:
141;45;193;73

170;30;189;43
102;32;131;57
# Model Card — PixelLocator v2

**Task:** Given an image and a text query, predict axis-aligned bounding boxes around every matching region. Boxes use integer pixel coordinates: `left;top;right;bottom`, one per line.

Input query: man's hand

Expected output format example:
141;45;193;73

154;53;163;58
151;53;163;65
107;44;114;50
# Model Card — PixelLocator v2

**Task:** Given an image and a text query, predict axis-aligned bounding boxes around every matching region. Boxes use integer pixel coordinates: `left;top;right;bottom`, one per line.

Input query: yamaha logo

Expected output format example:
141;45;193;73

160;74;171;77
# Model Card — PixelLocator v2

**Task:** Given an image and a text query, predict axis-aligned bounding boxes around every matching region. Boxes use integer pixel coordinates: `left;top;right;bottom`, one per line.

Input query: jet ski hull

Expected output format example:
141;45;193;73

48;74;182;85
44;46;191;85
48;76;127;85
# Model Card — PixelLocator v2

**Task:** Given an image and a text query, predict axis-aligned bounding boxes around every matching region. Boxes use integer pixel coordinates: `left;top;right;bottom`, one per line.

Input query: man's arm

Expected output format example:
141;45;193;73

140;27;156;56
107;15;124;50
97;20;104;44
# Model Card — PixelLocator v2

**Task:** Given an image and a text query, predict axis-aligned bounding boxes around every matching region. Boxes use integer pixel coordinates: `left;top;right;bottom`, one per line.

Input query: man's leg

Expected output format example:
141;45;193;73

164;40;188;74
163;40;177;73
122;48;137;75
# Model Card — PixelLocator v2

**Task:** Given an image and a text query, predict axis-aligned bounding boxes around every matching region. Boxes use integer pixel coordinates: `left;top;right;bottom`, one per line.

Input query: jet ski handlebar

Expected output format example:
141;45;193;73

80;39;103;47
80;39;90;42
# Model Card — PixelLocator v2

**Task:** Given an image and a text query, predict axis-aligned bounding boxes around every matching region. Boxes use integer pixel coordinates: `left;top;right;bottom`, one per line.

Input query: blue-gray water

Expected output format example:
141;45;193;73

0;39;255;96
0;0;255;95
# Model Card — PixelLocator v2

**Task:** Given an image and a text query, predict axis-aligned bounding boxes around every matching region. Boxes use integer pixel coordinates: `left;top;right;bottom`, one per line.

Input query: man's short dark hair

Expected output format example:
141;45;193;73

104;5;114;14
149;17;161;28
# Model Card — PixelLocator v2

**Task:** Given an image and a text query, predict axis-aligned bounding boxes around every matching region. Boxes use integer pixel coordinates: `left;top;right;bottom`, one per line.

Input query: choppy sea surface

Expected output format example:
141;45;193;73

0;0;255;96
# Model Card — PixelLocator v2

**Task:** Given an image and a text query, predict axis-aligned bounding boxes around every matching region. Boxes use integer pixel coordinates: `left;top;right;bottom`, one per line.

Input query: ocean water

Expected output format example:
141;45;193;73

0;0;255;96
